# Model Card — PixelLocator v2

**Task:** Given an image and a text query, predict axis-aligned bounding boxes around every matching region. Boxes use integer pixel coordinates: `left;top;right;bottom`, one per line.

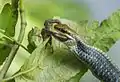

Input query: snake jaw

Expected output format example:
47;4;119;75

52;31;74;42
53;24;78;42
41;19;78;48
48;24;78;47
46;29;77;48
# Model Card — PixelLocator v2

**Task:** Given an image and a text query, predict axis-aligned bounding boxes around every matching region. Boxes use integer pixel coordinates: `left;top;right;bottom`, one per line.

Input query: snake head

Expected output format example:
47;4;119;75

41;19;79;48
50;24;79;47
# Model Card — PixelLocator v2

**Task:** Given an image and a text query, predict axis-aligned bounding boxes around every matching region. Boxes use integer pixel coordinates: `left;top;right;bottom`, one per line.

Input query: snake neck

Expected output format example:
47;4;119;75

64;36;105;56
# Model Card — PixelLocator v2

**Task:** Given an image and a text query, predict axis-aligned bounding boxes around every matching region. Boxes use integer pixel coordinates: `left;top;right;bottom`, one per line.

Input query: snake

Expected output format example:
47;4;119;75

41;19;120;82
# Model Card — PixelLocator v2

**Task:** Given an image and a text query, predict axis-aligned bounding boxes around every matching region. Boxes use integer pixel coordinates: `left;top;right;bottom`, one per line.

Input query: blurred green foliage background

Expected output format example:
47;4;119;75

23;0;90;26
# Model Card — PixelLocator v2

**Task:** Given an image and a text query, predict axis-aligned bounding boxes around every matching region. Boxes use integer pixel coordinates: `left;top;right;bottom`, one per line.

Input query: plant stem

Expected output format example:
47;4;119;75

2;66;39;82
0;0;27;81
0;30;28;52
0;45;19;81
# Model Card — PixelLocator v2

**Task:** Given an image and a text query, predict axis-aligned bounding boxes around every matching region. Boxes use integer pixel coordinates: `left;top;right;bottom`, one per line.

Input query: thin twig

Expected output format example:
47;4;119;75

0;45;19;81
0;30;28;52
2;66;39;82
0;0;27;81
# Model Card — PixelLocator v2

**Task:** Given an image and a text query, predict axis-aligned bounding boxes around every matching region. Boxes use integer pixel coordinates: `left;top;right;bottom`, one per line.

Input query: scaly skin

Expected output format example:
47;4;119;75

70;39;120;82
42;19;120;82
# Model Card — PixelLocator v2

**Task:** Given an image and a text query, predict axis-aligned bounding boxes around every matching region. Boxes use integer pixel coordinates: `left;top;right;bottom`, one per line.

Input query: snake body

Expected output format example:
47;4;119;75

70;39;120;82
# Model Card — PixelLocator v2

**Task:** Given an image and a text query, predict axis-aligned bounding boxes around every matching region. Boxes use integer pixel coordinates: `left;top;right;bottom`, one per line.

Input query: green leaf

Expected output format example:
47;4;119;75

0;4;13;65
15;39;88;82
0;3;14;36
0;2;18;65
86;10;120;52
0;1;18;37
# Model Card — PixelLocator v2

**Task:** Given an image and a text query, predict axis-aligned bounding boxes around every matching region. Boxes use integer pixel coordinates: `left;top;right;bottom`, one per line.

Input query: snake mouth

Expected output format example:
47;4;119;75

41;28;72;42
52;24;78;42
41;19;77;43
